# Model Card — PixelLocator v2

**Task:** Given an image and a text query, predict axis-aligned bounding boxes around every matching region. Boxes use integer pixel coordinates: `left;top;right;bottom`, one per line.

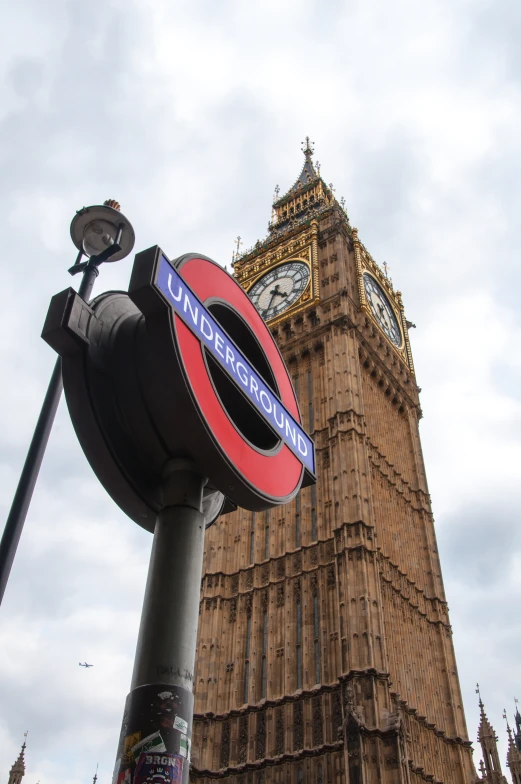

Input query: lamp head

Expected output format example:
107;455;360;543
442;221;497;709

70;201;135;262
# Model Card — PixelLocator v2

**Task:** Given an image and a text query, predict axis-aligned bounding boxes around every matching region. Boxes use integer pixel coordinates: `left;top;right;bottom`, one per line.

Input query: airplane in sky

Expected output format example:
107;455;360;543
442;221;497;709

79;662;93;668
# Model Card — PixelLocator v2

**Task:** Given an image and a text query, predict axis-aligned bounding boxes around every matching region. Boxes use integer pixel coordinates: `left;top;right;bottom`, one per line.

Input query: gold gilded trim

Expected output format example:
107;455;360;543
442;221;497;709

396;290;415;375
354;227;414;373
237;223;320;326
362;271;404;350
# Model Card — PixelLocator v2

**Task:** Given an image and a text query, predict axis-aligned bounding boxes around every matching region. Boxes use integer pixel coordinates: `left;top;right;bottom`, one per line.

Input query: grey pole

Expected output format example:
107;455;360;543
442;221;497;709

114;459;207;784
0;258;101;606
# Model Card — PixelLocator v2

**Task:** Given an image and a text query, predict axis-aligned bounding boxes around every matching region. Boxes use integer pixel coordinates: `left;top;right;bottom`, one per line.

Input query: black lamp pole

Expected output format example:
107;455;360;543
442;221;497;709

0;210;133;607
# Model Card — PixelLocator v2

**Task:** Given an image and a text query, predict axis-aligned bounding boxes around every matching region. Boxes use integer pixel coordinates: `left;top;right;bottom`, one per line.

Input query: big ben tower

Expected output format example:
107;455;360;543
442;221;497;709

190;141;475;784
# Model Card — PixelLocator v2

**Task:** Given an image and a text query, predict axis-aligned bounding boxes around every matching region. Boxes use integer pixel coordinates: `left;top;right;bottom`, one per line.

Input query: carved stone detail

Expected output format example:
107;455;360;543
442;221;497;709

275;708;284;755
277;583;285;607
256;710;266;760
293;701;303;751
332;689;343;733
312;694;324;746
220;720;230;769
238;715;248;764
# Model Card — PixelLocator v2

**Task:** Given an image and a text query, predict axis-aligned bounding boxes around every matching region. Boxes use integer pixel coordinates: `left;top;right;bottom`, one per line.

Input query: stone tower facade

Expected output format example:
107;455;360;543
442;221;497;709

190;142;475;784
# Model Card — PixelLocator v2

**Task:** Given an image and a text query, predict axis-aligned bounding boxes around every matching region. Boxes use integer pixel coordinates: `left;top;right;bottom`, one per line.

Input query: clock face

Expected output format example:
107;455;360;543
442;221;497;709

248;261;310;321
363;273;402;347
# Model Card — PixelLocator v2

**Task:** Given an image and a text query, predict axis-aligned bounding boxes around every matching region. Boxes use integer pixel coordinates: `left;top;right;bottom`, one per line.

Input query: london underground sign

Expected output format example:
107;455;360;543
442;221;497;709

42;243;316;784
154;255;314;474
43;245;315;522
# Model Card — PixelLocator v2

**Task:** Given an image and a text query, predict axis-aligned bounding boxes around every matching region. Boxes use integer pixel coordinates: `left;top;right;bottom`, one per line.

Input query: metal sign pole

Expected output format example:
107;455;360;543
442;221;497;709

0;198;135;608
0;257;101;606
113;460;207;784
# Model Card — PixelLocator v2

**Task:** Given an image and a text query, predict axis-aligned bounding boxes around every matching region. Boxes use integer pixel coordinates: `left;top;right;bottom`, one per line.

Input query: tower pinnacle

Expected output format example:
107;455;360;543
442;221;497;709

301;136;315;156
515;699;521;752
8;737;26;784
507;717;521;784
476;691;507;784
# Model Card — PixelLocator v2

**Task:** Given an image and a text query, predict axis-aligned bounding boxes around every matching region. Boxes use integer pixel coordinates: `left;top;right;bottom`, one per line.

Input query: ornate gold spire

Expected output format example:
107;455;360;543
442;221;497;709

232;139;350;270
276;137;320;203
266;139;339;240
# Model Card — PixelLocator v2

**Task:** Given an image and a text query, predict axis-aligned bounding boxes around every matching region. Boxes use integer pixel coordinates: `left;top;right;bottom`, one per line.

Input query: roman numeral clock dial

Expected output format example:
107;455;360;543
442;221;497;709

363;272;402;347
247;261;310;321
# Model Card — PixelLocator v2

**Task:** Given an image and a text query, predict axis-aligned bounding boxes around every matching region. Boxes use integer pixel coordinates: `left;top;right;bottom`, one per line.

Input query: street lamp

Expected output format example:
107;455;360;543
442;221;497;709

0;200;135;606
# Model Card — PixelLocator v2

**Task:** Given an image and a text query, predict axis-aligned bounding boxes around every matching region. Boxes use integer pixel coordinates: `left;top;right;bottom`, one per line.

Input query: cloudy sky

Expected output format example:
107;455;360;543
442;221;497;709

1;0;521;780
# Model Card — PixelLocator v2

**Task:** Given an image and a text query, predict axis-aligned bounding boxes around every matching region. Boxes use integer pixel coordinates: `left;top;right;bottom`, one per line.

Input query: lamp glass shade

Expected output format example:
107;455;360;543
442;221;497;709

70;204;135;262
82;219;117;257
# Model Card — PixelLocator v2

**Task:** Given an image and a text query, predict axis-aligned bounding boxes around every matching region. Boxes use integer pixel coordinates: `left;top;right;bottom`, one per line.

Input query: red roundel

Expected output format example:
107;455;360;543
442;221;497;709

175;257;302;501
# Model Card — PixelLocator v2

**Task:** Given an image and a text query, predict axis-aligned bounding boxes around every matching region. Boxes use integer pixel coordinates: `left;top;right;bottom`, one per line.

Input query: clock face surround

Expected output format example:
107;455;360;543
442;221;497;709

248;261;310;321
363;272;402;347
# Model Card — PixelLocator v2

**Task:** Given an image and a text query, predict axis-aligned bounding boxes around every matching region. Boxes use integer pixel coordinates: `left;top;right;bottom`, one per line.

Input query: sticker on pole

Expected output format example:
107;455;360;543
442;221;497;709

134;752;183;784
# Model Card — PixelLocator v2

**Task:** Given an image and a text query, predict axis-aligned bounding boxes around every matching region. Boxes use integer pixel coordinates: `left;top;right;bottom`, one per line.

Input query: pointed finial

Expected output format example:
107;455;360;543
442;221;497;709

301;136;315;156
328;182;335;194
232;235;243;263
383;261;390;278
93;762;99;783
340;196;346;210
103;199;121;211
273;184;280;202
316;161;321;176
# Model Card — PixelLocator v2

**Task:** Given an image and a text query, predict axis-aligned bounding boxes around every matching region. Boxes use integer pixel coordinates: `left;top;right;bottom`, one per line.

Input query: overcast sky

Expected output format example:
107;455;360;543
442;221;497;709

1;0;521;781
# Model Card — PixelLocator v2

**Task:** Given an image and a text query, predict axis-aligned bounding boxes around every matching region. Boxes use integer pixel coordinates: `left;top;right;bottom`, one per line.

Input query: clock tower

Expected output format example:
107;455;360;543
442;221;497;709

190;141;475;784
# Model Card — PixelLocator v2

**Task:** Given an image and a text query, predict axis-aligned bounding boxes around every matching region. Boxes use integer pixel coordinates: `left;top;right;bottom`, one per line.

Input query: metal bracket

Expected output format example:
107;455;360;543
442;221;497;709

41;288;103;356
